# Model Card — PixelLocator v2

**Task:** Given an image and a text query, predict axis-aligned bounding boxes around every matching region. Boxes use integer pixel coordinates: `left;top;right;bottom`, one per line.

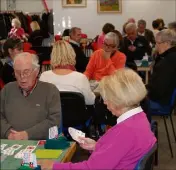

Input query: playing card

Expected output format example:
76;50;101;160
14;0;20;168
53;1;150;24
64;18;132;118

1;144;7;152
49;126;58;139
68;127;85;143
3;145;22;156
25;146;36;153
14;149;26;159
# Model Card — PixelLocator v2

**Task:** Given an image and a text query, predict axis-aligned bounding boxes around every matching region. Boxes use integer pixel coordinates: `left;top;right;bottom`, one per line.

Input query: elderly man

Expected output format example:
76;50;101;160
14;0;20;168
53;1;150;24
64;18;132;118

122;23;152;68
137;19;155;47
148;29;176;106
69;27;88;73
84;32;126;81
0;52;61;140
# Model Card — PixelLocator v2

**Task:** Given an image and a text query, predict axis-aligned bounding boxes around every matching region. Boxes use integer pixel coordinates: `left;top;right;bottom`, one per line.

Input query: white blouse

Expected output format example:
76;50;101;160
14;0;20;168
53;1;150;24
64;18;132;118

39;71;95;105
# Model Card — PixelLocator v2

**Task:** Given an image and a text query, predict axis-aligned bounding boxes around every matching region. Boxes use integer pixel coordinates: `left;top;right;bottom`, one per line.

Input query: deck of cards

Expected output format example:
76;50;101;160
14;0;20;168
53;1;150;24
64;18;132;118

68;127;85;144
49;126;58;139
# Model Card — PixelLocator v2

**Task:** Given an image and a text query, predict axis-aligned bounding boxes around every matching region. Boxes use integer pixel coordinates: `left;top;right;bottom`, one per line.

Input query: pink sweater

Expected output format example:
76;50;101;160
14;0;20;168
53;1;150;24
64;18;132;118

53;112;156;169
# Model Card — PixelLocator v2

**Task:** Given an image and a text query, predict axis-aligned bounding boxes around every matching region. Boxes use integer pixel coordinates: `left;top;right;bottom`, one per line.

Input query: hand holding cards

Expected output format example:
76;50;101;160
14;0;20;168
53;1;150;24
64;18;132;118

68;127;85;144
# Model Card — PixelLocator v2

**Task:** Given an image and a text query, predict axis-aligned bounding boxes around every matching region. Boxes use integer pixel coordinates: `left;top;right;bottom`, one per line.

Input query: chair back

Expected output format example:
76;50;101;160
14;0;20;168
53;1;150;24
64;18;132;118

60;92;92;127
134;143;157;170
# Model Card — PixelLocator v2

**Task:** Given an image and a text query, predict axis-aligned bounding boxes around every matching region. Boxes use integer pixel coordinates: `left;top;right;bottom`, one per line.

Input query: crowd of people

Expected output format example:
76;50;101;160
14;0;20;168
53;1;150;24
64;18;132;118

0;17;176;169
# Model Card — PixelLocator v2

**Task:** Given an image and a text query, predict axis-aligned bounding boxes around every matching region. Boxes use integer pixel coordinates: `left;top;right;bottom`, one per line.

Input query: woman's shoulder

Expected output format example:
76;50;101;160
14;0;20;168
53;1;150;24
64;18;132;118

40;70;53;77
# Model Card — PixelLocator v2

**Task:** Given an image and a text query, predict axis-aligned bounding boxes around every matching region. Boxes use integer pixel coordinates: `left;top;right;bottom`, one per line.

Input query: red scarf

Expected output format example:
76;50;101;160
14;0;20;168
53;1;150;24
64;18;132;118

54;65;76;71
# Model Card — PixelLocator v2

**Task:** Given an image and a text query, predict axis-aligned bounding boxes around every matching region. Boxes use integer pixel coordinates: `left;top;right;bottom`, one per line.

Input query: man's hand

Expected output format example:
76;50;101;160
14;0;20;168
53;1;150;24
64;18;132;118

128;45;136;52
8;129;28;140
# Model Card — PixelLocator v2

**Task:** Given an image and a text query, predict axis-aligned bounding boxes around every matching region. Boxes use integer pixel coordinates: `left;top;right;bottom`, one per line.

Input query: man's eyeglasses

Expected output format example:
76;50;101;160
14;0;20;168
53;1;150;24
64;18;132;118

15;69;35;78
103;42;116;48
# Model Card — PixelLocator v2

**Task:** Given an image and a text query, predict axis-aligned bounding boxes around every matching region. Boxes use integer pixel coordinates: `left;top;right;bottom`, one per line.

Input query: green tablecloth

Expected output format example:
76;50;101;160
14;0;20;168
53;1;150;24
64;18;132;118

0;139;72;170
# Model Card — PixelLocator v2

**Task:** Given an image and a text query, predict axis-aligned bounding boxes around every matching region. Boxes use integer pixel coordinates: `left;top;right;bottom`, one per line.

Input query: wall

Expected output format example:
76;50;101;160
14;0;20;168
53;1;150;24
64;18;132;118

53;0;176;38
0;0;53;12
1;0;175;38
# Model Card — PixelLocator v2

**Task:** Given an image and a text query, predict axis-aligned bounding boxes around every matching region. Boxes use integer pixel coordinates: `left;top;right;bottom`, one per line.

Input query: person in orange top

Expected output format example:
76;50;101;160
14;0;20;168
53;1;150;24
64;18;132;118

84;32;126;81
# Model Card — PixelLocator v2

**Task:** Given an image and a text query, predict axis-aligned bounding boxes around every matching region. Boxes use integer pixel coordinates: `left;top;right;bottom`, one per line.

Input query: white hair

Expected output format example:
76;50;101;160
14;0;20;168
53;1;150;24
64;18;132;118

156;29;176;46
104;32;119;46
125;23;137;32
14;52;40;69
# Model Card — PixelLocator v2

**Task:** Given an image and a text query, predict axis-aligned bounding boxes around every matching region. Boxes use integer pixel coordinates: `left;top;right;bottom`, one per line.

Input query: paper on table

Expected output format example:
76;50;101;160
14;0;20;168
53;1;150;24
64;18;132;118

35;149;62;159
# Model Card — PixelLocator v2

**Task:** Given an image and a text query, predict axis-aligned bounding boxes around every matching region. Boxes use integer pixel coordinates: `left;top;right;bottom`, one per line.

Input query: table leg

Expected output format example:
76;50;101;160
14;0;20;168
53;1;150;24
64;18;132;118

146;71;149;84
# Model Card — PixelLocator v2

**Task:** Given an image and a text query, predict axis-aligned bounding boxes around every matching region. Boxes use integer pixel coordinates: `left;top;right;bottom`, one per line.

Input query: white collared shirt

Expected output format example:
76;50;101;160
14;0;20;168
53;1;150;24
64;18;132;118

69;39;80;47
117;106;143;124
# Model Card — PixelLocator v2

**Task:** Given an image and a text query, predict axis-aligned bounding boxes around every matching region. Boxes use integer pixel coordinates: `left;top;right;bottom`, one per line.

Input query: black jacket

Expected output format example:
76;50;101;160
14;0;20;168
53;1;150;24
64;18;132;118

1;63;16;84
70;42;88;73
122;35;152;62
148;47;176;105
28;30;44;47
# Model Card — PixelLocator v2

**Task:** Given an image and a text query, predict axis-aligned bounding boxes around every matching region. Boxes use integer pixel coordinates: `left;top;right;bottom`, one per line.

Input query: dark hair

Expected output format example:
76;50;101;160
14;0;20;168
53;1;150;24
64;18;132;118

62;29;70;37
3;38;22;57
152;20;160;29
156;18;165;27
168;21;176;31
102;23;115;34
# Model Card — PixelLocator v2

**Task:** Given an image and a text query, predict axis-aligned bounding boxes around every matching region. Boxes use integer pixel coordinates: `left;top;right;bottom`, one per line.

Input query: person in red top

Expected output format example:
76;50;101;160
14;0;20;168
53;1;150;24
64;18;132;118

84;32;126;81
8;18;27;41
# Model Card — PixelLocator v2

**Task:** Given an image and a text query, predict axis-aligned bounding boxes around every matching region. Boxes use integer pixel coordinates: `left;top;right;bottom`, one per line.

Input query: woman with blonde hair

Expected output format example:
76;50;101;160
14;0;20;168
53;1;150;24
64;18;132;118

8;18;27;41
28;21;44;46
39;68;156;170
40;40;95;105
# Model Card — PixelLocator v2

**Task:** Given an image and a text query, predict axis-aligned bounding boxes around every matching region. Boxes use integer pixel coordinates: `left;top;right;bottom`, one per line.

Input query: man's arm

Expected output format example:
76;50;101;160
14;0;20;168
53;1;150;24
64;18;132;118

25;85;61;140
0;87;12;138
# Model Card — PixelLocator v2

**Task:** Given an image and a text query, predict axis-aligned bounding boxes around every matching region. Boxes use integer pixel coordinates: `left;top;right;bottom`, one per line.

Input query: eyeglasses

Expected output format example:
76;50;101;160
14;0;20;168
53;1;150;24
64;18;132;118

15;69;35;78
103;42;116;48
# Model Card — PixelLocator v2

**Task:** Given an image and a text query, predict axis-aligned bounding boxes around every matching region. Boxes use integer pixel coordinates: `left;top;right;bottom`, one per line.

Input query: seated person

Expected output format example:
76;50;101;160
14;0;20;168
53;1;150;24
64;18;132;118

40;40;95;105
0;52;61;140
148;29;176;107
1;38;23;84
39;68;156;170
122;23;152;67
137;19;155;47
84;32;126;81
28;21;44;46
97;23;115;49
69;27;88;73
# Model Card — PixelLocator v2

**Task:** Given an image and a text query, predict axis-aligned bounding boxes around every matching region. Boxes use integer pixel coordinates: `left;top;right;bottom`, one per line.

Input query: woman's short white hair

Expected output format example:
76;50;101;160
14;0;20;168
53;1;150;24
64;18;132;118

99;68;147;109
125;23;137;32
14;52;40;69
12;18;21;27
104;32;119;46
156;29;176;46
